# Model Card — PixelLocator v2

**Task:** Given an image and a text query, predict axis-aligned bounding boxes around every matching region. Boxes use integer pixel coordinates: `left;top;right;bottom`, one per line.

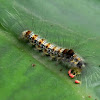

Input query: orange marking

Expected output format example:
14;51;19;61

77;57;81;61
39;39;45;44
26;30;31;35
32;35;38;40
46;43;51;48
52;46;57;51
58;48;63;53
25;30;32;37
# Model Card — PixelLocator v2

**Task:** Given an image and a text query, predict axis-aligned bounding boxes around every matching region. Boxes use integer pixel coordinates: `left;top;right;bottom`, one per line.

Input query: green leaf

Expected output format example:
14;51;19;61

0;0;100;100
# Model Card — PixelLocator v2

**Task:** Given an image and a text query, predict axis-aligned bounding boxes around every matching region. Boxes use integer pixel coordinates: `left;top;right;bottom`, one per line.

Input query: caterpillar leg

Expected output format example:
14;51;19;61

50;54;56;60
56;56;62;64
35;45;42;51
50;56;55;61
43;49;49;55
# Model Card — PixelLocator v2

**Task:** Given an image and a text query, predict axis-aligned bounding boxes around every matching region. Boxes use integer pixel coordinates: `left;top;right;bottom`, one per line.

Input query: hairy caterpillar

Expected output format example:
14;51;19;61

22;30;86;80
1;2;100;87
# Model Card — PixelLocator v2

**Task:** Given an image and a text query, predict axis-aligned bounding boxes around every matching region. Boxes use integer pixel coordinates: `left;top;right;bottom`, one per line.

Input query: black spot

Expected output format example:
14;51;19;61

66;49;74;58
47;48;51;54
77;62;82;68
54;51;58;55
62;49;69;55
34;40;37;43
40;44;44;48
73;73;76;75
67;49;74;56
71;69;74;73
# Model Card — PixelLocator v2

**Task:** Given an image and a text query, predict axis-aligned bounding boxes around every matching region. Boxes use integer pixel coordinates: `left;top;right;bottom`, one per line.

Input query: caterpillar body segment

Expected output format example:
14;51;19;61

22;30;85;77
35;39;45;50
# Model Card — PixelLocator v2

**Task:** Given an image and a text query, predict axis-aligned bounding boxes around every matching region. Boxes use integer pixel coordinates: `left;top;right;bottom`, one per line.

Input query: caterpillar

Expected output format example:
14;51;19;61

22;30;85;81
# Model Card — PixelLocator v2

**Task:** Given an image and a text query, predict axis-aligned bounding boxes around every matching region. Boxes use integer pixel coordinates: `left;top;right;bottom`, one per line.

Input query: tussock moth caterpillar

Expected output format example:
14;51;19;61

22;30;86;79
1;1;100;87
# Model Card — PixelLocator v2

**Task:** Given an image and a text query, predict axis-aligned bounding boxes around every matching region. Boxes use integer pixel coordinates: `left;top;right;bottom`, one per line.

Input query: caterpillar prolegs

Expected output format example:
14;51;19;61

22;30;86;82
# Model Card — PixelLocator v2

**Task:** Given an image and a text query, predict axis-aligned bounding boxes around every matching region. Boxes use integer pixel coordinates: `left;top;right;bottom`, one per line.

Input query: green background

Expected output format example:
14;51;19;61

0;0;100;100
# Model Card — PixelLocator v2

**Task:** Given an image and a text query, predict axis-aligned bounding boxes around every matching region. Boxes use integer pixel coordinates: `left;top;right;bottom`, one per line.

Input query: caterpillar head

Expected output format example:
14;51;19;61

71;67;82;76
69;61;86;78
